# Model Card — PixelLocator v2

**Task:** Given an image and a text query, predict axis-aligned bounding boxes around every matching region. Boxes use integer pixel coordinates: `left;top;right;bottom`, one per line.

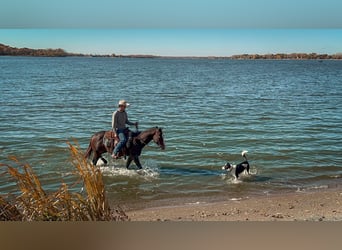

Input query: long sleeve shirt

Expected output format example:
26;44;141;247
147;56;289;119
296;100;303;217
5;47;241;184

112;110;135;131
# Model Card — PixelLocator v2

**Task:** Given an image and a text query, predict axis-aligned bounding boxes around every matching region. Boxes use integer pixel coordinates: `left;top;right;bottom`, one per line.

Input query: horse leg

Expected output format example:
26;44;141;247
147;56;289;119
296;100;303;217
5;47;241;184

92;152;100;166
84;142;92;159
133;156;142;169
126;156;133;169
100;157;108;165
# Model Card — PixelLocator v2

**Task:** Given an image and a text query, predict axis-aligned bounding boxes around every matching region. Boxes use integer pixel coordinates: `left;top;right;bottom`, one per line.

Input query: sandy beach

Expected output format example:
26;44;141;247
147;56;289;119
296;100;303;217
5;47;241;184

127;189;342;221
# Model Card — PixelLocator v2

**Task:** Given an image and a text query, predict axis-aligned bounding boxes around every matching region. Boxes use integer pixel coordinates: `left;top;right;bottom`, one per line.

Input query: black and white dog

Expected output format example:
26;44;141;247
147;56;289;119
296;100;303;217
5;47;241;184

222;150;250;179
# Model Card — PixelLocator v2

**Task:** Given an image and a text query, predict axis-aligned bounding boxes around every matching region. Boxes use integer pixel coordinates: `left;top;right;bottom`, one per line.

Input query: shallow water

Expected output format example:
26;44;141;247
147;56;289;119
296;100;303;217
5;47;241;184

1;57;341;208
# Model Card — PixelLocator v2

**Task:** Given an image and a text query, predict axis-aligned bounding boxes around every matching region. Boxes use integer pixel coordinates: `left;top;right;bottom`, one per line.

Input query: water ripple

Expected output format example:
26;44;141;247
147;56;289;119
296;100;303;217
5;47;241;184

1;57;341;205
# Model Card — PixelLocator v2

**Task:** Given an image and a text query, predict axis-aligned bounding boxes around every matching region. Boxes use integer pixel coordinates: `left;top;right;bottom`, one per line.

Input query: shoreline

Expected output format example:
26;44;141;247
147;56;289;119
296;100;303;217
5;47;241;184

1;44;342;60
126;188;342;221
2;55;342;60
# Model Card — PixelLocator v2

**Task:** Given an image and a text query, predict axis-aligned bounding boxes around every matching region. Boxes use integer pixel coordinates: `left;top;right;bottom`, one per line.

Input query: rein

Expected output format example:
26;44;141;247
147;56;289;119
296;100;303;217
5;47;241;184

134;128;156;146
134;137;148;146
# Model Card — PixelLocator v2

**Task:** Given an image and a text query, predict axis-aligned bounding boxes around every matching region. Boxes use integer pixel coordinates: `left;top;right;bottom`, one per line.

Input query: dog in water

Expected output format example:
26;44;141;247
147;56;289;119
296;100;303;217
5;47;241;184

222;150;250;180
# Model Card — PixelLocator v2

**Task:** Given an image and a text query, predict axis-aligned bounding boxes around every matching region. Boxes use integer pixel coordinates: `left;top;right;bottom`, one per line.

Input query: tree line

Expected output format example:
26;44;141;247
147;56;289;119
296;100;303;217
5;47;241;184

230;53;342;60
0;43;75;57
1;43;341;59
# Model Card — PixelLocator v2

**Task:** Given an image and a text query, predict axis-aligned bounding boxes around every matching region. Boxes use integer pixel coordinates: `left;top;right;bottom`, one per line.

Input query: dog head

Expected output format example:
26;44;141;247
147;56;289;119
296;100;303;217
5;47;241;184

222;162;233;171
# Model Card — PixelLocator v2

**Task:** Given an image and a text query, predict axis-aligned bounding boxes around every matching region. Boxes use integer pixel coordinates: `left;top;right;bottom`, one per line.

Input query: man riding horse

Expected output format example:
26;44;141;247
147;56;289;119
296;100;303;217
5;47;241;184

85;99;165;168
111;100;138;159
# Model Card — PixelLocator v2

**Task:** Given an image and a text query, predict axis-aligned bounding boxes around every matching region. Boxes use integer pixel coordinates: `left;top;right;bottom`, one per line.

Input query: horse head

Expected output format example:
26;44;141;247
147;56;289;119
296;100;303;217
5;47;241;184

153;127;165;150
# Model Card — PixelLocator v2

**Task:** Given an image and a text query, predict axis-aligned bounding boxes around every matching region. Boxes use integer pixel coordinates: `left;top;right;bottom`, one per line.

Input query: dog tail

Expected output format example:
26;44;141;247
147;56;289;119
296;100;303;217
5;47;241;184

241;150;248;160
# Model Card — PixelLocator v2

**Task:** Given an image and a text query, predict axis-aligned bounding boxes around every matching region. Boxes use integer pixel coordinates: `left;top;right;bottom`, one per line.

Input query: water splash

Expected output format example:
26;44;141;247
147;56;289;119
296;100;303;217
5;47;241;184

221;166;258;184
296;185;329;193
99;165;160;181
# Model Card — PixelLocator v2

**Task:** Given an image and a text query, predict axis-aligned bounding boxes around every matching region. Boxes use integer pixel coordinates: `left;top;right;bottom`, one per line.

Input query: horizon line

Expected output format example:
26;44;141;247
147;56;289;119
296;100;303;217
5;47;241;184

1;43;342;59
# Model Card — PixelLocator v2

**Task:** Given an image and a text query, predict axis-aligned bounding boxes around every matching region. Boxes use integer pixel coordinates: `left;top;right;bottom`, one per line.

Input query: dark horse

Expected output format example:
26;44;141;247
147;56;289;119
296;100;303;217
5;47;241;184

85;127;165;169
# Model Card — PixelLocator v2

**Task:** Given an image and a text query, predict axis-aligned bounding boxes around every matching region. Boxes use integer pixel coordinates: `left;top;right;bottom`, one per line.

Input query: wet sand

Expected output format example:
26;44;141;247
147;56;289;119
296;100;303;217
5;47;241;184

127;189;342;221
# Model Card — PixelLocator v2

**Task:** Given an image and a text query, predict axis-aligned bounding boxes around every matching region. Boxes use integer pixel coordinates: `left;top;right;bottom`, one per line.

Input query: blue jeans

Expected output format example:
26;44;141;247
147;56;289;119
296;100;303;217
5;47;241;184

113;129;127;155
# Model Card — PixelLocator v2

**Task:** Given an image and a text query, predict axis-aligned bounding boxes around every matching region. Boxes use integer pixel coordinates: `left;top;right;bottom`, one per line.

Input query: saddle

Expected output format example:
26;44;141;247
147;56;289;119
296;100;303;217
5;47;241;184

103;129;137;157
104;131;117;140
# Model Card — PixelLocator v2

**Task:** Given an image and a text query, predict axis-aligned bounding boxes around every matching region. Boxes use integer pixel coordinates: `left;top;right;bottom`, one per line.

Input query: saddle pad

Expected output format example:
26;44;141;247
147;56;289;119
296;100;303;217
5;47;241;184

104;131;116;139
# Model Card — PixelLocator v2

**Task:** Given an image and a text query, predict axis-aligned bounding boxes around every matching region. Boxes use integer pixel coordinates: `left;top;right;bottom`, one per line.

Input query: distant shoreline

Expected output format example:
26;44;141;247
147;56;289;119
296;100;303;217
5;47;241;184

1;43;342;60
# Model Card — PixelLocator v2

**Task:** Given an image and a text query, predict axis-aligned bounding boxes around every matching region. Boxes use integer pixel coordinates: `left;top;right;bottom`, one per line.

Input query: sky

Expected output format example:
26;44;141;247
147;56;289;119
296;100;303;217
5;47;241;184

1;29;341;56
0;0;341;56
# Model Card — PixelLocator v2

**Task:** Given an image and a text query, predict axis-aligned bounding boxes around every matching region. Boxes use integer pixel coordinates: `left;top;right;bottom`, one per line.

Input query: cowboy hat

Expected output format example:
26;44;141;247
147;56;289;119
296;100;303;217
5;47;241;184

118;100;130;107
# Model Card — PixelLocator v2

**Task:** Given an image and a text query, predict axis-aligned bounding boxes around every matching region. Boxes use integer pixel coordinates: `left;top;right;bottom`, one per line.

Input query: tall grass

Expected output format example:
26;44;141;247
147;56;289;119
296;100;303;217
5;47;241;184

0;143;128;221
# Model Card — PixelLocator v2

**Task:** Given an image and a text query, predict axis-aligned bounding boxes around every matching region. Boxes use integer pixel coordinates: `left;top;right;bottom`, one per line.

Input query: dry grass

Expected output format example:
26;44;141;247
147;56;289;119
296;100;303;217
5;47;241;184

0;142;128;221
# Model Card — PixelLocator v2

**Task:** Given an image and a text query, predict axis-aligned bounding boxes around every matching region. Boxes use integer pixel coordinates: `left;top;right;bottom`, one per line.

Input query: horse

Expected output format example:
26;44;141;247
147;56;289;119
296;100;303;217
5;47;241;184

85;127;165;169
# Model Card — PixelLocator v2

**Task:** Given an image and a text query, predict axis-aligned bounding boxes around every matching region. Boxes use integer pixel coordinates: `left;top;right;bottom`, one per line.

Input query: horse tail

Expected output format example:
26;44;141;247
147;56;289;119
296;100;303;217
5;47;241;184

84;141;92;159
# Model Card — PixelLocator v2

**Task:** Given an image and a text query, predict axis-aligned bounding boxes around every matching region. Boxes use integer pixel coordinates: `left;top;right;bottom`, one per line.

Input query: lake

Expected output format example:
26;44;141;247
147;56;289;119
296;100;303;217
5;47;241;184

1;57;341;209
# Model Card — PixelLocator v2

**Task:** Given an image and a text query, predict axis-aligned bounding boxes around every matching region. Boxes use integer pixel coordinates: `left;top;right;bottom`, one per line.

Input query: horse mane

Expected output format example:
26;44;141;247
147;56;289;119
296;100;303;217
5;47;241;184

147;127;162;132
136;127;161;139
